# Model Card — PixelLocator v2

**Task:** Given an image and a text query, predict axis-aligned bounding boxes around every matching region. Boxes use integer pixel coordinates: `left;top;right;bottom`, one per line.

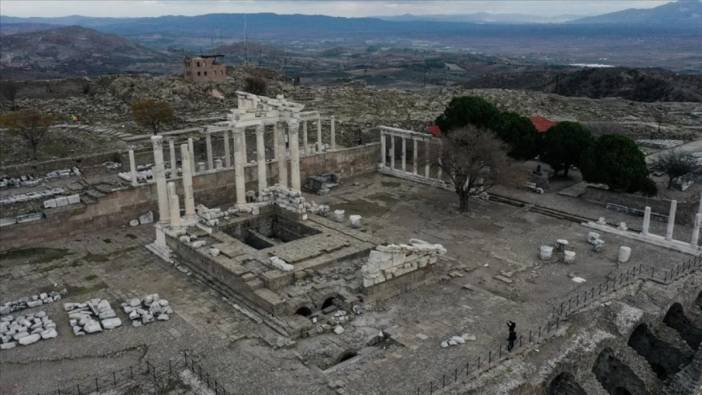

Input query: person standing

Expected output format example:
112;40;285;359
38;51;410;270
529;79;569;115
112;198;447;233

507;320;517;352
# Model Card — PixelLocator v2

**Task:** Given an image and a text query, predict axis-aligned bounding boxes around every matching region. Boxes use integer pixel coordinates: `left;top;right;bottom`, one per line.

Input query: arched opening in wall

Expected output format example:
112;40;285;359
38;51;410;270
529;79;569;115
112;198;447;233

663;303;702;350
336;350;358;364
295;306;312;317
592;348;649;395
627;324;691;380
547;372;586;395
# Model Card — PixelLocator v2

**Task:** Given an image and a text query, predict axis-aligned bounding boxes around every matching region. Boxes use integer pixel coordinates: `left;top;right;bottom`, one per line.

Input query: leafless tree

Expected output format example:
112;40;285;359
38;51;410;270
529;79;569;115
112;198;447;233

131;98;175;135
651;150;699;189
0;109;55;160
434;125;525;212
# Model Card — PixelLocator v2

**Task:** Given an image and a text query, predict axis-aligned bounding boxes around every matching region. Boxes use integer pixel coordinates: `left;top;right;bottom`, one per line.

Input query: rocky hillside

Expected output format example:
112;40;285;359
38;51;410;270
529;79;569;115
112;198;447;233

571;0;702;27
466;67;702;103
0;26;174;79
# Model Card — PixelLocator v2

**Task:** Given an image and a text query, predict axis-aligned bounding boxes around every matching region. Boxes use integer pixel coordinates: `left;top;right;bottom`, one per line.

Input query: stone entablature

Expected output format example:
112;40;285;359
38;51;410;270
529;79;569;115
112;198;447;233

362;239;446;288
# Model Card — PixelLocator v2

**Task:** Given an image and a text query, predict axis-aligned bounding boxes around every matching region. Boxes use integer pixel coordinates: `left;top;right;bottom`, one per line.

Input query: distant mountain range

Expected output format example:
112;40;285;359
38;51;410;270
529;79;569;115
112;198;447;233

570;0;702;26
0;26;172;79
378;13;580;24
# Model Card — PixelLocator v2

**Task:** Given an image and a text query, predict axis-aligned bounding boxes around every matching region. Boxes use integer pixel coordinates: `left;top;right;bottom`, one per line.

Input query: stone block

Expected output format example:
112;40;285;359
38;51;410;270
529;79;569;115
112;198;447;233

18;333;40;345
101;318;122;330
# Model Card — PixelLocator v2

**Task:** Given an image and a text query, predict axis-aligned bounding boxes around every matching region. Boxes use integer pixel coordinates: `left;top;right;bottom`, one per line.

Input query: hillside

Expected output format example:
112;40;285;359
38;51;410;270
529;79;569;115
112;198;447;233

571;0;702;26
0;25;174;79
465;67;702;103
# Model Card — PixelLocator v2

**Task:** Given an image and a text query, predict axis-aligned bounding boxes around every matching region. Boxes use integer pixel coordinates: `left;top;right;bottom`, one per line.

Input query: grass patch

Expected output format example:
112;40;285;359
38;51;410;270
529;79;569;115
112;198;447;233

83;253;110;263
84;274;98;281
125;233;138;240
0;247;72;266
103;239;112;244
66;281;107;296
381;181;401;188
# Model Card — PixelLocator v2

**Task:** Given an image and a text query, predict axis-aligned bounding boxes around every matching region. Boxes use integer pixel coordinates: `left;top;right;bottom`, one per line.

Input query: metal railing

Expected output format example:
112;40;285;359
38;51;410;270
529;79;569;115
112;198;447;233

40;350;229;395
415;255;702;394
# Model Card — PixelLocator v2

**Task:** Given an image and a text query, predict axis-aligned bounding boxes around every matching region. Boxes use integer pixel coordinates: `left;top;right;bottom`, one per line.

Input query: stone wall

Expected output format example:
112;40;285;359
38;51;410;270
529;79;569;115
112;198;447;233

4;78;93;100
0;143;380;249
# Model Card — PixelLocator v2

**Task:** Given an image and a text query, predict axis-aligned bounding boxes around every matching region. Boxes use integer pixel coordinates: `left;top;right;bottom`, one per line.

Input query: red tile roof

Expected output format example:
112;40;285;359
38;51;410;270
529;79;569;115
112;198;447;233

530;115;557;133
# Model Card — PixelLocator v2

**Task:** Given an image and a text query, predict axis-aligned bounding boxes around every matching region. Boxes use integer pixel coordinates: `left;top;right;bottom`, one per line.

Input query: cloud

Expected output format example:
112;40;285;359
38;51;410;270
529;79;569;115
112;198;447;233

1;0;672;18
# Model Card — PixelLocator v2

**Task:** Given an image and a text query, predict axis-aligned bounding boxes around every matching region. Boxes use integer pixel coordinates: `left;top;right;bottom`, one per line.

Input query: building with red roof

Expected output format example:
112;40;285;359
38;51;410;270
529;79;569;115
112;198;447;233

530;115;557;133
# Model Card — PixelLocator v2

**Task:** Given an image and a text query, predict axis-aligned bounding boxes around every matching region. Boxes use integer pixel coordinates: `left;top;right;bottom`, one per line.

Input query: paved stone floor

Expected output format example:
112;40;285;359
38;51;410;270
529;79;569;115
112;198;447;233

0;173;695;394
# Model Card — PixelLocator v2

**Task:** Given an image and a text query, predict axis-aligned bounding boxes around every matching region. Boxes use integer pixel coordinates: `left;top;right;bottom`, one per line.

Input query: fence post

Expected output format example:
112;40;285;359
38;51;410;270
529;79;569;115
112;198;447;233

442;374;446;388
538;326;542;339
499;344;502;359
466;362;470;376
430;381;433;394
454;368;458;382
113;371;117;386
95;377;99;392
169;360;173;376
489;350;492;364
529;329;532;343
76;384;81;395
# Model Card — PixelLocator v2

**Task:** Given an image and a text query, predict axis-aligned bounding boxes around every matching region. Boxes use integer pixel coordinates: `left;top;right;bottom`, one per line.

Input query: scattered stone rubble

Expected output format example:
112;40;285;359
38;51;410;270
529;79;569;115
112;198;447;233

121;294;172;327
0;290;66;315
0;311;57;350
258;185;306;215
43;193;81;209
362;239;447;288
309;309;353;336
64;299;122;335
0;187;65;206
440;333;476;348
0;168;80;189
129;211;154;227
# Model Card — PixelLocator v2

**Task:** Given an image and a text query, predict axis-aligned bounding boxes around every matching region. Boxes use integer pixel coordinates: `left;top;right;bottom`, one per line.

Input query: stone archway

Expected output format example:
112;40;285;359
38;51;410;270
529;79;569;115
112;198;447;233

548;372;586;395
295;306;312;317
663;303;702;350
592;348;649;395
627;324;691;380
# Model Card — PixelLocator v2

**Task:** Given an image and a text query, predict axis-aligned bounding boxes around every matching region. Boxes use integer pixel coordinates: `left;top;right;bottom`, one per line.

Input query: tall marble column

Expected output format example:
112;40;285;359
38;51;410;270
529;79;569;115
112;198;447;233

289;120;301;192
179;144;196;221
380;132;386;167
424;139;431;178
390;135;395;170
666;200;677;241
437;139;443;180
691;213;701;247
151;135;170;225
302;121;309;155
205;130;214;170
413;138;418;175
317;116;323;152
128;147;138;186
401;137;407;172
276;122;288;187
256;125;267;193
330;116;336;150
168;138;177;179
233;127;247;205
167;181;182;227
187;137;195;175
642;206;651;235
223;129;231;168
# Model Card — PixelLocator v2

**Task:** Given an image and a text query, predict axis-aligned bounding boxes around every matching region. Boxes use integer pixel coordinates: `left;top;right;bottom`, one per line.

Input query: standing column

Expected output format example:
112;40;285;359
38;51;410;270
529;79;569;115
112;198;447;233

233;127;247;205
316;116;323;152
330;116;336;151
256;125;267;193
642;206;652;236
437;139;443;180
205;131;214;170
276;122;288;187
380;132;386;167
691;213;701;247
413;138;418;175
223;129;231;168
401;137;407;172
289;120;301;192
151;135;170;225
128;147;138;186
666;200;677;241
390;135;395;170
188;138;195;175
168;138;177;179
179;144;196;221
424;139;430;178
167;181;182;227
302;121;309;155
272;123;279;160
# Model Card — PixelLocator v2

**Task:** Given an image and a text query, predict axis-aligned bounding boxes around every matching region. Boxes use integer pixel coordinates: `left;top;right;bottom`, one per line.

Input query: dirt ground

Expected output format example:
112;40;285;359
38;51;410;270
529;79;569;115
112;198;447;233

0;173;695;394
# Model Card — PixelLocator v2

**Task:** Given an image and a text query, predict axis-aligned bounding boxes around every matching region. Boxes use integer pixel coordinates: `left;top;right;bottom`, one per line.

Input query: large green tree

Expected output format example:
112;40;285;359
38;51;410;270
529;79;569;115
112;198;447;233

492;111;541;160
581;134;656;195
541;121;594;177
131;98;175;135
435;96;500;133
651;150;698;190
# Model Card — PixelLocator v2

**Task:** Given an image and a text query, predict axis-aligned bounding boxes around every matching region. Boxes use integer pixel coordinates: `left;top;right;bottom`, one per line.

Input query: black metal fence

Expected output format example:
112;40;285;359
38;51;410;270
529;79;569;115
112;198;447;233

41;350;229;395
414;255;702;394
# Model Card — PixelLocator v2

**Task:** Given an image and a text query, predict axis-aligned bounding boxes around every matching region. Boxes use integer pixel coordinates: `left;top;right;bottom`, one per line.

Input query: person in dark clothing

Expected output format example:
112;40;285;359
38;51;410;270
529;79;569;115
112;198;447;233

507;321;517;351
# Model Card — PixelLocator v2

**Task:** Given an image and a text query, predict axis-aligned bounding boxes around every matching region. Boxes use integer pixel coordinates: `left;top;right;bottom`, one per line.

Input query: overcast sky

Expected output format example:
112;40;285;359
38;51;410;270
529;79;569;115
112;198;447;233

2;0;673;18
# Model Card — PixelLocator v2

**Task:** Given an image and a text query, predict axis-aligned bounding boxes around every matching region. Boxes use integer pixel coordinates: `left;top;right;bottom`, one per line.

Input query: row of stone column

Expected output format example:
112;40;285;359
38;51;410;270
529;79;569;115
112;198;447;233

640;197;702;247
150;135;196;228
380;132;435;178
